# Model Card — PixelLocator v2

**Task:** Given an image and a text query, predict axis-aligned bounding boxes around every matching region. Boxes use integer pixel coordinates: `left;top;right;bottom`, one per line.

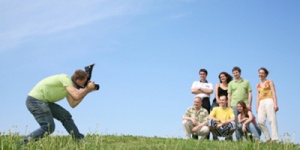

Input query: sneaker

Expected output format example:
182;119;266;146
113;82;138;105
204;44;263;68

192;135;198;140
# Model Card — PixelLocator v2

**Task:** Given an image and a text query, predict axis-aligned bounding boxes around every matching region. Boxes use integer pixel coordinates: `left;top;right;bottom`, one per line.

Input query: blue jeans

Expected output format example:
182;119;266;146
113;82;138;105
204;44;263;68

24;96;84;142
237;122;261;140
231;106;241;140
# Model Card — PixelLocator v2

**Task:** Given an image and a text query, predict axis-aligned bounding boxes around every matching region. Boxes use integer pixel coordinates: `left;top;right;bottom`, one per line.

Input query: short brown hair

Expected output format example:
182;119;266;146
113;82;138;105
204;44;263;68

232;66;241;73
72;70;88;80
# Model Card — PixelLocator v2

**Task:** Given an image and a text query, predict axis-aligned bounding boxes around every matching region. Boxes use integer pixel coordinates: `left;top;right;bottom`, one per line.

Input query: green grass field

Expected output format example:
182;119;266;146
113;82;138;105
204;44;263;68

1;133;299;150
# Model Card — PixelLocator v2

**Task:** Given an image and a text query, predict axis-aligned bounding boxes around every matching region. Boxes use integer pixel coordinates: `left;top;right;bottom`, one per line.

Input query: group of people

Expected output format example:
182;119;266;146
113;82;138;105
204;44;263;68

182;66;279;143
20;65;279;144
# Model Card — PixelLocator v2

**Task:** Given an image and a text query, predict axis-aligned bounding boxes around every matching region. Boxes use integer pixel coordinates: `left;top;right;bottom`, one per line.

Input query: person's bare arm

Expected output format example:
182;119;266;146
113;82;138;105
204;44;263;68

215;84;220;104
247;92;252;110
270;80;279;111
243;111;254;125
66;82;95;108
256;84;260;114
228;93;231;108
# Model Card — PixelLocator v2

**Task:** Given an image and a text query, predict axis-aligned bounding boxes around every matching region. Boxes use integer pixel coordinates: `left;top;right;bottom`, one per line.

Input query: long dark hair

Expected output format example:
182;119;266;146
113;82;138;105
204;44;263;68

237;100;249;118
218;72;233;84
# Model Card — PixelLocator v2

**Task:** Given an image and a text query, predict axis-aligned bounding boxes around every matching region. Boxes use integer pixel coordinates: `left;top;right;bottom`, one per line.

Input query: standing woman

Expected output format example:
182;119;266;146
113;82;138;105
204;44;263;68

256;67;279;142
211;72;232;110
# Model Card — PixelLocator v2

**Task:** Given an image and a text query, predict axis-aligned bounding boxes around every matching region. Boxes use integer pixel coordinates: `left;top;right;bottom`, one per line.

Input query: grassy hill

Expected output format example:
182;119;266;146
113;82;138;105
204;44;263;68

1;134;299;150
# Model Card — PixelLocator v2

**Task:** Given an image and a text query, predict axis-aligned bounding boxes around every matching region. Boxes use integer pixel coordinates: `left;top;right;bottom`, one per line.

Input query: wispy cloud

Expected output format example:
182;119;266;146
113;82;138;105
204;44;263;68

0;0;147;52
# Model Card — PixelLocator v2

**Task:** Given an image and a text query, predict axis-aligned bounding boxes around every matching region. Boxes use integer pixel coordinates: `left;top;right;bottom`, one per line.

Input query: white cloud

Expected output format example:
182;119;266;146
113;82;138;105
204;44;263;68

0;0;147;52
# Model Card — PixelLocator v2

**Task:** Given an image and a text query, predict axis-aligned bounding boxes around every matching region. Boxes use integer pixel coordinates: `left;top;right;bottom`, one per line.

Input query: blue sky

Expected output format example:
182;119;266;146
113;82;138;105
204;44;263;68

1;0;299;143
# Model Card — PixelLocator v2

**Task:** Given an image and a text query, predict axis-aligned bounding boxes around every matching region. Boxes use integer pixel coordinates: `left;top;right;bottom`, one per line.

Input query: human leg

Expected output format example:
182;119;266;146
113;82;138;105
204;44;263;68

247;122;261;140
208;119;218;140
257;100;271;141
195;126;210;139
182;120;193;139
231;106;240;140
264;99;279;141
24;96;55;142
202;97;211;139
224;121;236;141
256;125;262;136
49;103;84;140
202;97;211;114
236;123;245;140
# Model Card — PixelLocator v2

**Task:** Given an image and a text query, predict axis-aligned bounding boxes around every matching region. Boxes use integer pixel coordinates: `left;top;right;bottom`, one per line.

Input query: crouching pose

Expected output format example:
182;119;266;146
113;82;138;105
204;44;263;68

208;95;236;140
182;97;210;139
236;100;261;141
23;69;96;143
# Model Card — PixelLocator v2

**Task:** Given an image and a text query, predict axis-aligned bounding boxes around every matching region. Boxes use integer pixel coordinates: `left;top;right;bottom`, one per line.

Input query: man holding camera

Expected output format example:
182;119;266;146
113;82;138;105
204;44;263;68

22;69;96;143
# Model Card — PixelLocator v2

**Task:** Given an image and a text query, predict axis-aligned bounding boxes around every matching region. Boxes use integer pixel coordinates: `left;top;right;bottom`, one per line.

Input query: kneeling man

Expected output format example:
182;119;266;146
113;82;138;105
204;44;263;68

182;96;210;139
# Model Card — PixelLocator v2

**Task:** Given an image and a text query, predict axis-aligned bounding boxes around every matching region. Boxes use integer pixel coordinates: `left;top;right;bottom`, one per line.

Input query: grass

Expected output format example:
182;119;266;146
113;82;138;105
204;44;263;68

0;132;299;150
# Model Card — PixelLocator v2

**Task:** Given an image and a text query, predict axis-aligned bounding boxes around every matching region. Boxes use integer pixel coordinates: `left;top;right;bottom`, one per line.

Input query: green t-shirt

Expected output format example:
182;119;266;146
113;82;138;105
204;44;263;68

28;74;73;102
228;78;252;106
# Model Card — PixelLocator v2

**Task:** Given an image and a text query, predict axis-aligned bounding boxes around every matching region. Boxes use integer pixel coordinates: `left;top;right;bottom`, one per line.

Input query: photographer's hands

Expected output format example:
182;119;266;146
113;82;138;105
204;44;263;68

86;81;97;92
66;83;95;108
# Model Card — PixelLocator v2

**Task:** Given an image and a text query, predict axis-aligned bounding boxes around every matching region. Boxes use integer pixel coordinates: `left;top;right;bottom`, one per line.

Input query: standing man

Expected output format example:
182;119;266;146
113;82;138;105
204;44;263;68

22;69;96;143
191;68;213;113
182;97;210;139
191;68;213;139
228;66;252;140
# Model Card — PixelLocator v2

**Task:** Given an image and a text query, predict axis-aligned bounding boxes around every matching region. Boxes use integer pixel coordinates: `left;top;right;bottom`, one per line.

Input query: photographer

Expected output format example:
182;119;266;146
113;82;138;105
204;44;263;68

22;69;96;143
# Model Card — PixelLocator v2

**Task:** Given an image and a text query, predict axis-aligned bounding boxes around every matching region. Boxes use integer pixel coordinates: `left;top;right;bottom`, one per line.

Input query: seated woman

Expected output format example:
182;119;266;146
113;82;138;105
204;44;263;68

208;95;236;141
236;100;261;141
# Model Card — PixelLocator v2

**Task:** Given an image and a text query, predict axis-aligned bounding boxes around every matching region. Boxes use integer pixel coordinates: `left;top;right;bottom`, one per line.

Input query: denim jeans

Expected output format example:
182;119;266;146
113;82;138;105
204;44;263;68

24;96;84;142
231;106;241;140
237;122;261;140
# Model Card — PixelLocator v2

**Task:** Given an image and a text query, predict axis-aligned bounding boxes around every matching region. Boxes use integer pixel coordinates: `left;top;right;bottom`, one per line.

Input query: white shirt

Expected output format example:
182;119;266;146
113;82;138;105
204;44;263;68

191;81;213;98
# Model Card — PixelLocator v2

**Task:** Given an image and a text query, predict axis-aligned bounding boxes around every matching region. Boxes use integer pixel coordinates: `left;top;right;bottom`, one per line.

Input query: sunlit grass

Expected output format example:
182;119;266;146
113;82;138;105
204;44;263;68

0;131;299;150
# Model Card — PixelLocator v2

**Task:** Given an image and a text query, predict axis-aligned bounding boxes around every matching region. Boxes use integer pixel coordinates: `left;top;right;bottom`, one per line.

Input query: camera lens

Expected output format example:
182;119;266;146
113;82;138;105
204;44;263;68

95;84;100;90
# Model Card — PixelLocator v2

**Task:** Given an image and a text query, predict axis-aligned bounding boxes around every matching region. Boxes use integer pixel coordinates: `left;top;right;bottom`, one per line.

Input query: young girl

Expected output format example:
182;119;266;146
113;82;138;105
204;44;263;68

236;100;261;140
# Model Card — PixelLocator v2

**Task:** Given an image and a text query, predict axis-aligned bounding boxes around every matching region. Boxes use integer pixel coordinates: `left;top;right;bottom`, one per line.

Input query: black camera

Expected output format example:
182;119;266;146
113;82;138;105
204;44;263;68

84;63;100;90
